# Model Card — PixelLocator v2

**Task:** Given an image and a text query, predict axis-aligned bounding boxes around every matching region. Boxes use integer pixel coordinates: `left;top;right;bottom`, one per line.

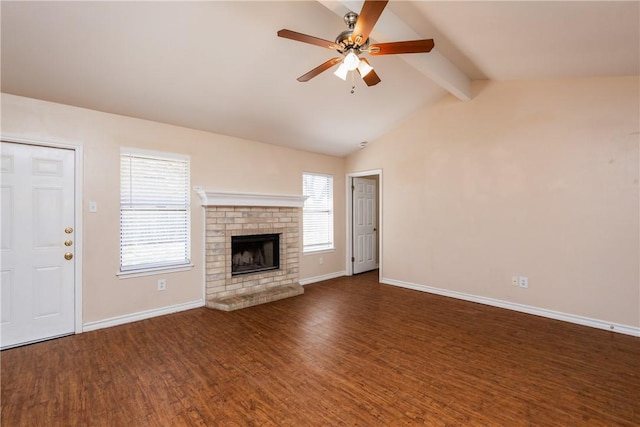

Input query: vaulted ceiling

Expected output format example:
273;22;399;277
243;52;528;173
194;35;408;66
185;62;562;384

2;1;638;157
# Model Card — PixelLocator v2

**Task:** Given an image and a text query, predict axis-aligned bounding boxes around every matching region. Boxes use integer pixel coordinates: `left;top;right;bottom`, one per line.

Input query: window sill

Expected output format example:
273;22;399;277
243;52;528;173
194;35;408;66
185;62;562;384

303;248;335;256
117;264;194;279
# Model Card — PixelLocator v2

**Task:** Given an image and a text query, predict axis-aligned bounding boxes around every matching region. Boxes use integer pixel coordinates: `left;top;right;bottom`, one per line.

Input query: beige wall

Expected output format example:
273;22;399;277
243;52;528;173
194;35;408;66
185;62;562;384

1;93;346;324
347;77;639;328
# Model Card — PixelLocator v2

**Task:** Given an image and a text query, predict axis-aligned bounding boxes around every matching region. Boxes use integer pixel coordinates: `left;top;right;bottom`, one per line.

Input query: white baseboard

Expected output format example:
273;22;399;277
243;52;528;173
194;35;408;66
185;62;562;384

82;299;205;332
299;271;346;286
381;277;640;337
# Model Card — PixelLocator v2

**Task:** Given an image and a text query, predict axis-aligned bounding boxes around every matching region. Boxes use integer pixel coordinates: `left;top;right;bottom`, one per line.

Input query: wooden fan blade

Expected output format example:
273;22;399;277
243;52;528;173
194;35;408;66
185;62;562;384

368;39;435;55
361;69;381;86
357;61;381;87
297;57;343;82
278;29;341;50
351;0;389;46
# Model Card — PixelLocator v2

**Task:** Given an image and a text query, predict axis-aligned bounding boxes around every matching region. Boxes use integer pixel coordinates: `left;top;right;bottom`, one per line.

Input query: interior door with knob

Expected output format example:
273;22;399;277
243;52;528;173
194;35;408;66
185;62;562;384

1;142;76;349
352;177;377;274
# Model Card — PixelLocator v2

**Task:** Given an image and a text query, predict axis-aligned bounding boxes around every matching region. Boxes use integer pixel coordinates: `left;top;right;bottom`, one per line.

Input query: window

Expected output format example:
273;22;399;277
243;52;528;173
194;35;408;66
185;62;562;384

120;148;191;273
302;172;334;252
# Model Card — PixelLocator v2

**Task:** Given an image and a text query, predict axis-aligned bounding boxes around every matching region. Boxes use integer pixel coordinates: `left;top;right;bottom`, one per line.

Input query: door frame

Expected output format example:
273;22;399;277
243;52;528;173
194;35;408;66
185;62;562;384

1;134;83;335
345;169;382;277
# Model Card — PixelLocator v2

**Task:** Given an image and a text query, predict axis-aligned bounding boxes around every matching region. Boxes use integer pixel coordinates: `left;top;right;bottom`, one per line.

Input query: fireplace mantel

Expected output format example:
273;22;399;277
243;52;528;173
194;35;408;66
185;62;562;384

196;189;307;208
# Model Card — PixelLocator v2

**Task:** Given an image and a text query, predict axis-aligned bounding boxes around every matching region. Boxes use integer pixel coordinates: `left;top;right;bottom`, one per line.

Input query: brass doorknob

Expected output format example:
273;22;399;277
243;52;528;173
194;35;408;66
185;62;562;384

65;227;73;234
64;240;73;247
64;252;73;260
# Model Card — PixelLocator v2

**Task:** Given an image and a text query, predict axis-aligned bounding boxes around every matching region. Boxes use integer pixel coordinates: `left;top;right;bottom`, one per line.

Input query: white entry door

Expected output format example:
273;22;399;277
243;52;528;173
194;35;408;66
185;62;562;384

1;142;76;349
352;177;377;274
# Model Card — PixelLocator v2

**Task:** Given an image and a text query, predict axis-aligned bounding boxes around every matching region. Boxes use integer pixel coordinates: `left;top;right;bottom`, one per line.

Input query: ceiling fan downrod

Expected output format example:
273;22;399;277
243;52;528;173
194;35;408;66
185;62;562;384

344;11;358;28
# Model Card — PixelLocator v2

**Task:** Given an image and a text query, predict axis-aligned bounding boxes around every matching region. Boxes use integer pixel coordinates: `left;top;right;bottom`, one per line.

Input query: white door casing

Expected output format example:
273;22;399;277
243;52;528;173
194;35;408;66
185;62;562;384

1;142;76;349
352;177;377;274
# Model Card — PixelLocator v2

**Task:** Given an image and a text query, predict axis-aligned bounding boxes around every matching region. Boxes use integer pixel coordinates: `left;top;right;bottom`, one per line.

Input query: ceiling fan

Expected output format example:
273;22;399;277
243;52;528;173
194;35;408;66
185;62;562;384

277;0;434;87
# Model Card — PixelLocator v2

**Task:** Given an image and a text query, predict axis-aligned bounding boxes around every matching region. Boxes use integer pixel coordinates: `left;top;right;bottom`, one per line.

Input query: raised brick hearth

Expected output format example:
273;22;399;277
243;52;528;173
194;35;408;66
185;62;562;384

197;190;306;311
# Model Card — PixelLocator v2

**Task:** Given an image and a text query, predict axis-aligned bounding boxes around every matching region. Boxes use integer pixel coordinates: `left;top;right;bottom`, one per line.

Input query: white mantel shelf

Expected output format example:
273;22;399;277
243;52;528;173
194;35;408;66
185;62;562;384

196;189;307;208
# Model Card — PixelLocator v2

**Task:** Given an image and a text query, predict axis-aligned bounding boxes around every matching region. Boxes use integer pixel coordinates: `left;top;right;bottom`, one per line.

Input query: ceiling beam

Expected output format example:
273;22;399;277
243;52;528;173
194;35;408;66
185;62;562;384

317;0;472;101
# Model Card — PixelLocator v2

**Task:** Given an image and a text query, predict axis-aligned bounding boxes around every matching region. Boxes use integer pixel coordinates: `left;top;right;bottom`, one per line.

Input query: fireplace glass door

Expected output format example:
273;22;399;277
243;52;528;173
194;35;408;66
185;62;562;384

231;233;280;276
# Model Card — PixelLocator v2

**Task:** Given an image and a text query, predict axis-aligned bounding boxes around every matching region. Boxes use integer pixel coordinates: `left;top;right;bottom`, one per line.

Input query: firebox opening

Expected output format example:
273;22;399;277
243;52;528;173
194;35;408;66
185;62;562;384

231;233;280;276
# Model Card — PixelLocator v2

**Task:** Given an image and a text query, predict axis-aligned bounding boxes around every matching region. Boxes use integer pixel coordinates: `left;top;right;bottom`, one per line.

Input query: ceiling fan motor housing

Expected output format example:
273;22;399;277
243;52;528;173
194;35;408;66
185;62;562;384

336;12;369;53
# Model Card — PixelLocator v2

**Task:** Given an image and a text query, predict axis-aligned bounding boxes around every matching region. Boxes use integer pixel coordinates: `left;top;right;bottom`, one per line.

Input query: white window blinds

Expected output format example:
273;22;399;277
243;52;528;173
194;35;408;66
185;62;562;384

120;149;190;272
302;173;334;252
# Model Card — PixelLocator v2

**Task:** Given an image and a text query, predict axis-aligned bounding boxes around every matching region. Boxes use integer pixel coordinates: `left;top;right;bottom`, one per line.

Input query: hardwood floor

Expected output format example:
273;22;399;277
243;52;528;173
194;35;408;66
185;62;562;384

2;271;639;426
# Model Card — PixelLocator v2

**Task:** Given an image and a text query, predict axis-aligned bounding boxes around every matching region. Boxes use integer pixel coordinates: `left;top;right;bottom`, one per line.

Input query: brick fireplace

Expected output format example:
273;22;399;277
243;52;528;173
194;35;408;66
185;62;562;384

197;190;306;311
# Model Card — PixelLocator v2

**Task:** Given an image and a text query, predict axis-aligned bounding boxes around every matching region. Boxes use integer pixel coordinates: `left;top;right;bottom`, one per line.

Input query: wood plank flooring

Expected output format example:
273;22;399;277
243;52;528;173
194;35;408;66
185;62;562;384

2;271;639;426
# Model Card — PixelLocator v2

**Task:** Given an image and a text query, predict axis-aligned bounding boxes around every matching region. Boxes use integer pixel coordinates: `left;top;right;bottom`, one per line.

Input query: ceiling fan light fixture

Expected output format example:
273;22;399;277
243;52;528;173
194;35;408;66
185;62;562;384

334;62;349;80
343;50;360;71
357;59;373;77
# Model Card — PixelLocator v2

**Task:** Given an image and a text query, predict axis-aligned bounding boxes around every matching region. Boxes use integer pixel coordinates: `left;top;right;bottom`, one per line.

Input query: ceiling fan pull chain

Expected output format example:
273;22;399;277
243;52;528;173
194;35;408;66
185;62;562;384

350;71;356;94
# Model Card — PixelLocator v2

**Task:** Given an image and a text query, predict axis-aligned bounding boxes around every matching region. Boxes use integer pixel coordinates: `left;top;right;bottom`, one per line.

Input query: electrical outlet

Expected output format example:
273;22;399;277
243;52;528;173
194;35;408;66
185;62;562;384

518;276;528;288
157;279;167;291
512;276;519;286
